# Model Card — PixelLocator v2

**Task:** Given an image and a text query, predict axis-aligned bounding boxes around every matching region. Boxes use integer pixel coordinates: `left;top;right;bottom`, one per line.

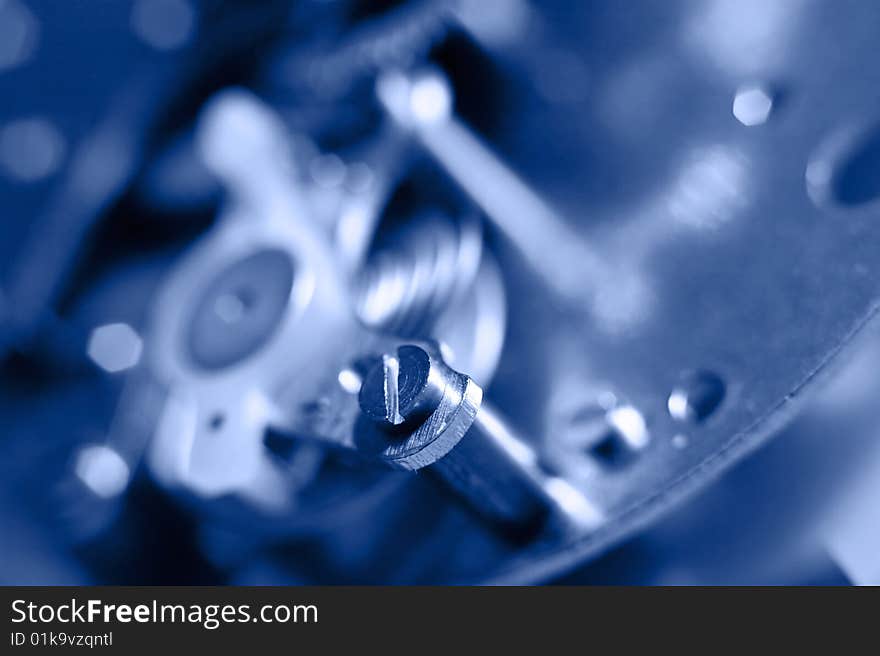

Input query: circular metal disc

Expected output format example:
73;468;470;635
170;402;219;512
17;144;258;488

464;1;880;582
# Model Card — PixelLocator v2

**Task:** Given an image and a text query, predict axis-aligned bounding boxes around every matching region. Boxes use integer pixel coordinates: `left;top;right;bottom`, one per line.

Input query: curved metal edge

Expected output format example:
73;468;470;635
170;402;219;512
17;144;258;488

479;298;880;584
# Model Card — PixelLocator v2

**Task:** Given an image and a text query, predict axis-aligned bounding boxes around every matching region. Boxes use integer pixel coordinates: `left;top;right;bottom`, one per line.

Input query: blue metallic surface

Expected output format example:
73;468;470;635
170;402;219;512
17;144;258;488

2;0;880;585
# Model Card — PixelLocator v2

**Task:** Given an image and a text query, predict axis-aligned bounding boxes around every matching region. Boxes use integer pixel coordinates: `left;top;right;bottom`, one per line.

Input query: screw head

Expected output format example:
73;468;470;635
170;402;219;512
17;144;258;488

358;344;443;428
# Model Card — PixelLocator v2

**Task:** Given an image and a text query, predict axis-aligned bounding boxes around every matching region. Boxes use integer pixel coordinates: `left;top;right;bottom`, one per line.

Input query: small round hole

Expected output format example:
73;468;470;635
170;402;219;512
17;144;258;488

832;126;880;207
668;370;726;424
810;122;880;209
208;413;225;431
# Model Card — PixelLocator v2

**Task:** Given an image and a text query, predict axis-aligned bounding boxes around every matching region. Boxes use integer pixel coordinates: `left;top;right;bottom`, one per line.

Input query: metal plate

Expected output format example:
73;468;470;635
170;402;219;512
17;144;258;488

464;0;880;582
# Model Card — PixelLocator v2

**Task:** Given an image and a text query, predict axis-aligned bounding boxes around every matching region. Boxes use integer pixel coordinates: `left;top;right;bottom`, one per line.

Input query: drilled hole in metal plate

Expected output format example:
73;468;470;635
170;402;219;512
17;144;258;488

807;123;880;208
668;370;726;424
565;402;649;468
208;413;225;432
831;125;880;207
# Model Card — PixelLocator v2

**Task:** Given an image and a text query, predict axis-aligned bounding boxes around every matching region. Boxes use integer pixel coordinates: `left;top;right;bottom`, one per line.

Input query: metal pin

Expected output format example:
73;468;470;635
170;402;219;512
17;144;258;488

377;69;603;302
357;343;603;532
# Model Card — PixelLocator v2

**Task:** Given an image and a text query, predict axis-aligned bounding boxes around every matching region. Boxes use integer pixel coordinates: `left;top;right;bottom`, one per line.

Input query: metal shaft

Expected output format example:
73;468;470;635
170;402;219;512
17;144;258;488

357;343;602;531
